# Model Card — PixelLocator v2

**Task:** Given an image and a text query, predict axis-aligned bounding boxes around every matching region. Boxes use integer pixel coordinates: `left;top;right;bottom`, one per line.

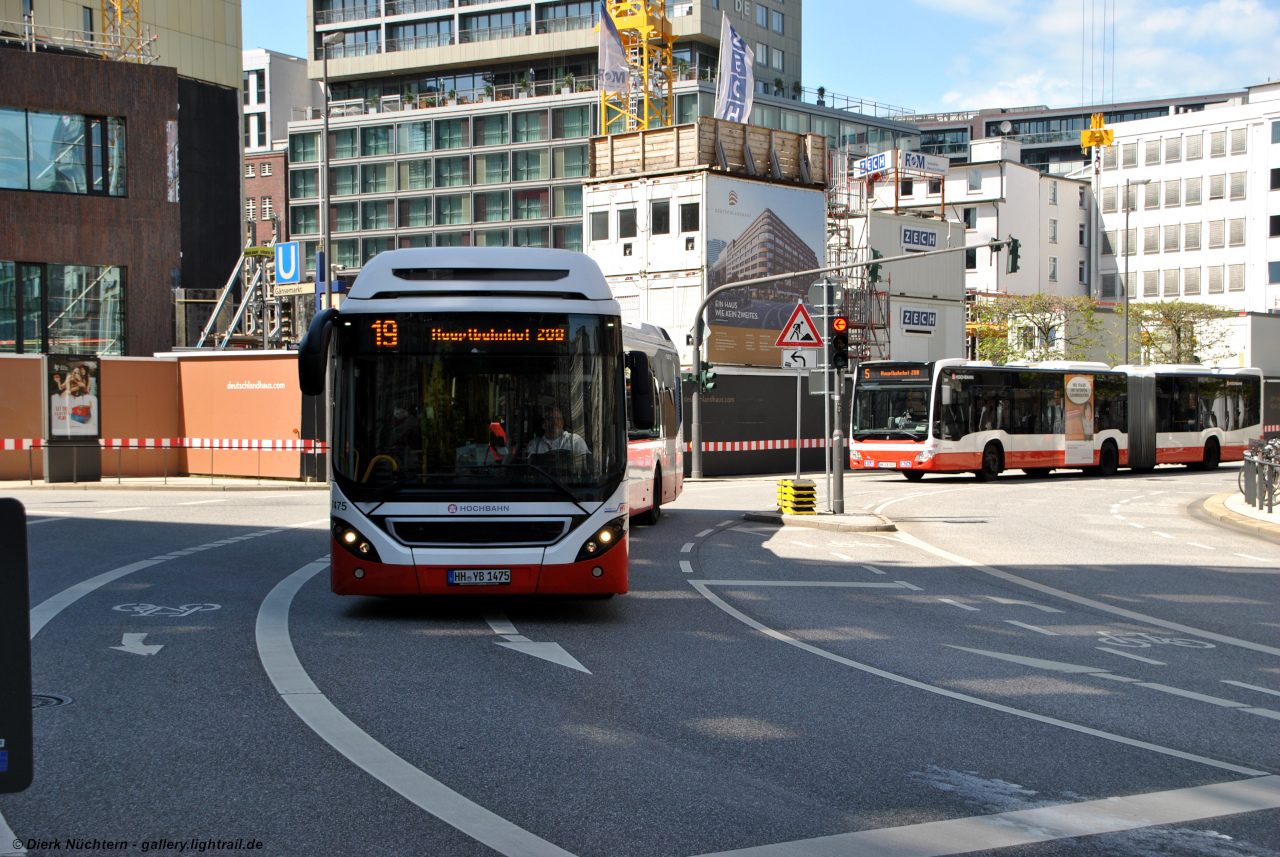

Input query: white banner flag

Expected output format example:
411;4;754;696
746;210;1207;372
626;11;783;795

597;2;628;95
713;14;754;123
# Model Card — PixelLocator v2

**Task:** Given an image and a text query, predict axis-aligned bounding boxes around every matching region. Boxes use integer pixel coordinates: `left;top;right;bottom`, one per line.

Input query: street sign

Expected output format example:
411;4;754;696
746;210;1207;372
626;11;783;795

781;349;816;369
775;302;823;348
275;242;301;285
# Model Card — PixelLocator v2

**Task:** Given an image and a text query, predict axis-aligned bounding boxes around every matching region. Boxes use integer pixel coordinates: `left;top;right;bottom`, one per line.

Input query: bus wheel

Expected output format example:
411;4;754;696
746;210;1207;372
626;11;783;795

637;468;662;525
974;444;1002;482
903;471;924;482
1022;468;1051;478
1098;442;1119;477
1195;438;1221;471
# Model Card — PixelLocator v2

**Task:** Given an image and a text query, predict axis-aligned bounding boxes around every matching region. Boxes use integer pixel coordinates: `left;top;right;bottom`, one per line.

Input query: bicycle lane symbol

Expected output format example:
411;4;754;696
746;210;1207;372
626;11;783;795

113;603;221;618
1096;631;1215;649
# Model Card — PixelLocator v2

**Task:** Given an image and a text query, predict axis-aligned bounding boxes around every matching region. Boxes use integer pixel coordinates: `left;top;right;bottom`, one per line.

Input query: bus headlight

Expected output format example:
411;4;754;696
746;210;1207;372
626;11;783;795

576;515;627;562
849;450;862;461
915;443;939;463
332;517;382;563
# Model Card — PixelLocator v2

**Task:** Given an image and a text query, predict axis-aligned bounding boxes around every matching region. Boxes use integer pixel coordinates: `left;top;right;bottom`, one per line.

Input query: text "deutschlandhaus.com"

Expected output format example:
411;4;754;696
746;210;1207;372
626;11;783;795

20;838;264;852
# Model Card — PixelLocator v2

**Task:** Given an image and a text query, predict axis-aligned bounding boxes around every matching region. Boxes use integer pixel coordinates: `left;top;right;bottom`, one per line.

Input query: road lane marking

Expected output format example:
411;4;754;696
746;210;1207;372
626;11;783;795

177;498;228;505
1004;620;1058;636
1234;553;1270;562
831;552;853;561
1130;522;1144;528
680;561;693;574
1097;647;1166;665
1242;708;1280;720
1136;683;1246;708
703;580;909;589
986;597;1063;614
1153;532;1174;539
891;529;1280;658
1223;680;1280;698
945;647;1101;673
862;565;887;575
939;599;978;611
27;517;70;526
95;507;146;514
874;487;973;515
1091;673;1141;682
681;543;695;552
257;560;577;857
719;520;735;527
482;614;520;636
696;529;714;537
688;580;1265;776
689;775;1280;857
1188;542;1215;550
895;580;923;591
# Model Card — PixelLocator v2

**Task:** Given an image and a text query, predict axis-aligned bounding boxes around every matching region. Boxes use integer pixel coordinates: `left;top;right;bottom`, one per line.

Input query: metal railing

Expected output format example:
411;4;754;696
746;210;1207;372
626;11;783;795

386;33;454;52
0;17;157;62
459;21;532;42
535;13;598;34
315;4;380;25
386;0;454;14
1240;438;1279;513
318;40;382;59
919;142;970;156
293;75;600;120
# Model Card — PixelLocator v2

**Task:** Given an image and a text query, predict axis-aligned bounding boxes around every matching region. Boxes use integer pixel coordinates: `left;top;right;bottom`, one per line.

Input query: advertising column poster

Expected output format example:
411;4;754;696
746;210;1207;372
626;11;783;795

47;355;101;440
1064;373;1094;466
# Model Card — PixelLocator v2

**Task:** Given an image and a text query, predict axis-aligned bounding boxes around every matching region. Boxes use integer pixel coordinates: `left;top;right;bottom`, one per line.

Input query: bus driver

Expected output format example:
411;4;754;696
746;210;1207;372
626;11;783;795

526;407;589;456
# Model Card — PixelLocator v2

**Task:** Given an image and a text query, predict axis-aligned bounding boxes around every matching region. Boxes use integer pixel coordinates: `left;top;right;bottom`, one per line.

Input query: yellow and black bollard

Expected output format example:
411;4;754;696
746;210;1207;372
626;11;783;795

776;478;817;515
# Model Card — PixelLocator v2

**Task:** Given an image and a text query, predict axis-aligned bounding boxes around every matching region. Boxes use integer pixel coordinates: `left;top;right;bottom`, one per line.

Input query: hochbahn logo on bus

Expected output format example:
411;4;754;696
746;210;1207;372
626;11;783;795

447;503;511;514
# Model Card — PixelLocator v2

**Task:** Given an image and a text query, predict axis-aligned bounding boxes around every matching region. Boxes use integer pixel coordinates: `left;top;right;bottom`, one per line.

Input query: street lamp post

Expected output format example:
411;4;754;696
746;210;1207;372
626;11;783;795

1122;177;1151;365
320;32;344;311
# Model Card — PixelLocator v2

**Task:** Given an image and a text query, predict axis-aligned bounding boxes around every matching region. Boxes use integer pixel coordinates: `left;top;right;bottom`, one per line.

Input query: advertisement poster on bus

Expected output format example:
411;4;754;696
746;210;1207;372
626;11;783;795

47;354;101;440
1064;373;1094;465
705;177;826;366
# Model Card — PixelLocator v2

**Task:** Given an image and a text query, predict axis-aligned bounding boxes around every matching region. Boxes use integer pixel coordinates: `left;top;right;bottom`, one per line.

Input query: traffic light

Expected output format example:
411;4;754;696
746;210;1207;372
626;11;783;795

699;361;717;392
830;316;850;370
868;248;883;284
1006;238;1021;274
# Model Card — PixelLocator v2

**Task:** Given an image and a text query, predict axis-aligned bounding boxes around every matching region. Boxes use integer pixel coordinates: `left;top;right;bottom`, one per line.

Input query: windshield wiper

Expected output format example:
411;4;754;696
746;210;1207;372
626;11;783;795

503;464;591;515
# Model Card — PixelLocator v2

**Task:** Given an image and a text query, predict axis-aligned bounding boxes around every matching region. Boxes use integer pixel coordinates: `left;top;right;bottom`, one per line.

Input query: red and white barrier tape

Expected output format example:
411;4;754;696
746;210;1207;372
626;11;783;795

1;439;42;451
2;438;328;451
685;438;849;452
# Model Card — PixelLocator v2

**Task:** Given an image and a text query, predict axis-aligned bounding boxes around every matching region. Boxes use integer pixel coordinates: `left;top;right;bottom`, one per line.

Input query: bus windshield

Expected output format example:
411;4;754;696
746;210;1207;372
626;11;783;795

852;384;932;440
332;312;623;503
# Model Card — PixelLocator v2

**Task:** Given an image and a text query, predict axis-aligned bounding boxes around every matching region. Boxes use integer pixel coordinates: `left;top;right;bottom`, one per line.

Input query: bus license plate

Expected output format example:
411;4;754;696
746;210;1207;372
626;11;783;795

448;569;511;586
877;461;897;469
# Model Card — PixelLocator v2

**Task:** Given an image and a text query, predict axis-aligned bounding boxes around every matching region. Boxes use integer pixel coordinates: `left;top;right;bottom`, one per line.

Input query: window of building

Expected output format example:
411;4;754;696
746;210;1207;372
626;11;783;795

1208;220;1225;249
965;248;976;270
1185;221;1201;251
1144;182;1160;210
1229;218;1246;246
1144;140;1160;165
928;179;941;195
1143;270;1158;297
397;121;430;154
513;226;548;248
680;201;699;232
899;179;913;196
651;199;670;235
1079;260;1088;284
363;236;393;263
590;210;608;241
513;111;547;143
256;71;265;106
290;205;318;236
398;158;431;191
772;10;783;33
1103;145;1117;170
1101;187;1116;213
1271;214;1280;237
553;224;583;252
1162;180;1179;208
1229;263;1245;292
330;165;358;196
1273;167;1280;190
552;106;591;139
331;128;358;159
399;235;431;250
435;194;471;226
1165;136;1181;162
361;199;392;230
331;202;358;233
1101;272;1117;297
618;208;637;239
245;198;256;222
261;196;273;221
1122;143;1137;167
1123;228;1136;256
361;125;392;157
244;162;255;178
1163;268;1179;296
514;187;548;219
1209;174;1225;200
1163;224;1179;252
362;162;392;193
0;262;126;355
1229;172;1246;200
261;161;272;177
552;145;589;178
473;115;509;147
1186;133;1203;160
435;231;472;248
434;156;470;188
473;190;510;222
399;197;432;228
513;149;548;182
289;133;318;164
962;207;977;228
1185;176;1202;205
0;108;126;196
1103;230;1116;255
771;49;784;71
1230;128;1247;155
755;43;768;67
1079;185;1087;208
1210;130;1226;157
1208;265;1224;293
1079;223;1087;246
1274;120;1280;144
434;118;468;150
473;152;508;185
1048;219;1058;244
1048;256;1058;281
553;185;582;218
756;3;767;26
967;168;982;192
1142;226;1159;254
1184;267;1201;295
1123;184;1137;212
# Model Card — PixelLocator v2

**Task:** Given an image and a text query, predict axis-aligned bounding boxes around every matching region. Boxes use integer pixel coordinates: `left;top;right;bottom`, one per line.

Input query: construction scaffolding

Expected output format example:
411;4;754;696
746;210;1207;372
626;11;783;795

100;0;157;64
191;223;303;350
599;0;675;134
825;149;890;362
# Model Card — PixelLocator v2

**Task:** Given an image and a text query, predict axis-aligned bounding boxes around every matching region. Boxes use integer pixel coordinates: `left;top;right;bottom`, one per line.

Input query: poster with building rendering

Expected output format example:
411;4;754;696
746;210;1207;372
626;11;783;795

705;177;825;366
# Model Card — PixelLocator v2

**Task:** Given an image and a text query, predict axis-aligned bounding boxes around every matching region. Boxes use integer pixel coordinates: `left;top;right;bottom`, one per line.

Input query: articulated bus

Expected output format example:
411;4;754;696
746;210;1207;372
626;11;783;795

622;322;684;524
850;358;1262;481
298;247;675;597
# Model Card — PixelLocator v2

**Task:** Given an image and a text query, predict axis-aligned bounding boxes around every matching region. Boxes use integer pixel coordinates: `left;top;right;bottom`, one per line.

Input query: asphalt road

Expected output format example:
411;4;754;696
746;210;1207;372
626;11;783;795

3;463;1279;857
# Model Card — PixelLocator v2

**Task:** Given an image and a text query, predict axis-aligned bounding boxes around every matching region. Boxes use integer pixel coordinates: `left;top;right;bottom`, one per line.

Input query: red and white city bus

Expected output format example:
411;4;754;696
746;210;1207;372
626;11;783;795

623;322;684;523
298;247;667;596
849;358;1262;481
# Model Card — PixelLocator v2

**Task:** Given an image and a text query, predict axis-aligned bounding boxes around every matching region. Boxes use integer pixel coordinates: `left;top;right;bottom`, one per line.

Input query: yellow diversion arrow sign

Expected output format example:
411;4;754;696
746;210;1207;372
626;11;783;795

1081;112;1114;149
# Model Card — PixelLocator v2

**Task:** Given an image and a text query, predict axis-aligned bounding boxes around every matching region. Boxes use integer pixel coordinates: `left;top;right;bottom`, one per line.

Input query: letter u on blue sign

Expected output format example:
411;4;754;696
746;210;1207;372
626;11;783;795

276;242;301;284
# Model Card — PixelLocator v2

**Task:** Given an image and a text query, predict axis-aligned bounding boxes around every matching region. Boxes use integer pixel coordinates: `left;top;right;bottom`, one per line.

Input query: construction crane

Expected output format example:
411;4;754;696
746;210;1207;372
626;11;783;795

100;0;156;63
598;0;676;134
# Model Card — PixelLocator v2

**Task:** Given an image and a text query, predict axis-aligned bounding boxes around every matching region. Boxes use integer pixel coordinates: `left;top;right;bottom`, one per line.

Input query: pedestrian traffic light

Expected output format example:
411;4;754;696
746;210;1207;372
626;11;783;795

830;317;850;370
868;248;883;284
700;361;717;392
1006;238;1021;274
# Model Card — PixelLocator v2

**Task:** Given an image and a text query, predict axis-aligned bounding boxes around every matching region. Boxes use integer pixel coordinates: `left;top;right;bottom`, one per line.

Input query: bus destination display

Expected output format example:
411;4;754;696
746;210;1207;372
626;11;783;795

861;363;929;383
361;317;569;350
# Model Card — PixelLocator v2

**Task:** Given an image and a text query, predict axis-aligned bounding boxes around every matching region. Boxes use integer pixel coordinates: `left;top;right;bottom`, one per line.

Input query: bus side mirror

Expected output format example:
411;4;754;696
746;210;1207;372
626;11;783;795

626;351;656;431
299;308;339;397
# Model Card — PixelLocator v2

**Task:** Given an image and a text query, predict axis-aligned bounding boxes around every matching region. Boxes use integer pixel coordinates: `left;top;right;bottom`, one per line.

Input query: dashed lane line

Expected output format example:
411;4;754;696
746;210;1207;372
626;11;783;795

890;529;1280;658
681;542;695;552
831;552;853;561
687;580;1266;776
1234;553;1271;562
94;507;146;514
696;529;715;538
1223;680;1280;699
939;598;978;611
177;498;228;505
1188;542;1216;550
986;597;1063;614
1097;647;1167;665
1136;682;1246;709
862;565;887;575
701;580;911;589
680;561;693;574
873;487;973;516
257;559;576;857
1005;620;1059;636
895;580;923;591
1153;532;1174;539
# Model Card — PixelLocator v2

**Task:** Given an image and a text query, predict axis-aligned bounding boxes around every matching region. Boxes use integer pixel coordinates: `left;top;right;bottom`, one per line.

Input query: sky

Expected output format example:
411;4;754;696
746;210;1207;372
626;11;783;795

241;0;1280;114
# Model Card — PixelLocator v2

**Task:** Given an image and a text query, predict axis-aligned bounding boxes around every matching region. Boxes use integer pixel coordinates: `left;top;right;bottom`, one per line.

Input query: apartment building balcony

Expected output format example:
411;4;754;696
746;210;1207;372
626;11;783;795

386;33;456;52
535;13;598;34
387;0;455;13
459;21;533;43
315;4;381;25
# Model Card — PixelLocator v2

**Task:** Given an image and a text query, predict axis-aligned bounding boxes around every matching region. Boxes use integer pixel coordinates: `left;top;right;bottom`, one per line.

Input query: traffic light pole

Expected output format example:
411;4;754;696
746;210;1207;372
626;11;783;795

687;239;1012;479
832;367;845;513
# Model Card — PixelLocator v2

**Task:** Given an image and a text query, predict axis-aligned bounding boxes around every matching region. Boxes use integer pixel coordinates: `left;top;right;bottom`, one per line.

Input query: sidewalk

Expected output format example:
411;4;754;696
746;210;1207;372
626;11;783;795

1203;492;1280;543
0;476;329;492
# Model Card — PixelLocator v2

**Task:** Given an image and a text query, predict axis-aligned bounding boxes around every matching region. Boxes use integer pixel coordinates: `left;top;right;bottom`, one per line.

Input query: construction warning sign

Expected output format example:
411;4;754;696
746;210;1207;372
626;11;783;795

775;303;824;348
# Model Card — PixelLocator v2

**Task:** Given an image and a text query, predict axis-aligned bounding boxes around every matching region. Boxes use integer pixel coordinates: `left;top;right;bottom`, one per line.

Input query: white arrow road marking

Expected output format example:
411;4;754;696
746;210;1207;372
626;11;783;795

483;611;590;674
985;596;1063;613
111;632;163;656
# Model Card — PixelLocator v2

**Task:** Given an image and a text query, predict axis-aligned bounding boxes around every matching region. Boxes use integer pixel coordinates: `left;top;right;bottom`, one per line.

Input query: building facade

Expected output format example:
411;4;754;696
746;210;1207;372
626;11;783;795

1097;82;1280;315
243;48;323;153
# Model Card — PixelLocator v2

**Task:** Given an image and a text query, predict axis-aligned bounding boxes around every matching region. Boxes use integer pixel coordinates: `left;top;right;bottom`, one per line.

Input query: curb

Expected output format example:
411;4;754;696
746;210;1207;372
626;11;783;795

1200;492;1280;545
743;510;897;533
0;482;330;492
